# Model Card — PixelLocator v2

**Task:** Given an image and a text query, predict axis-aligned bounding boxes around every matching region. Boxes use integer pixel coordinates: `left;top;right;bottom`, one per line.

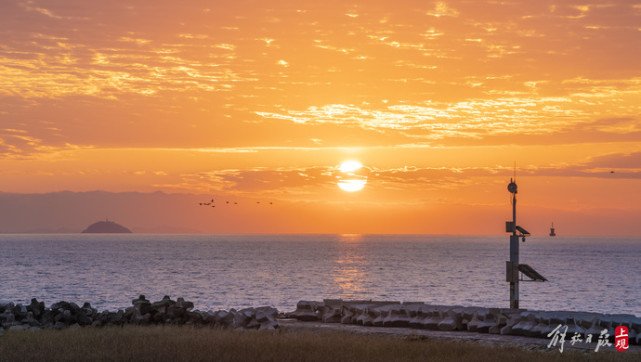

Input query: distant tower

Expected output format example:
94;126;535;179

549;223;556;237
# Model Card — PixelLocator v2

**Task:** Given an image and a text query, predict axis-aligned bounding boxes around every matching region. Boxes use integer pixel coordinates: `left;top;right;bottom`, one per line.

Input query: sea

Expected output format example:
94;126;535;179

0;234;639;317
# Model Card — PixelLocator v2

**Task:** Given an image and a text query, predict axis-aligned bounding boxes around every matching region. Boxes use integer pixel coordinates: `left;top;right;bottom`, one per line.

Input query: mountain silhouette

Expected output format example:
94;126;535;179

82;220;132;233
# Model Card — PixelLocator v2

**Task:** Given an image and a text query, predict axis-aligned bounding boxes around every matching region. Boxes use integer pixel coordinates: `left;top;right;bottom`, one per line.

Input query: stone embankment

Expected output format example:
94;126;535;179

286;300;641;345
3;296;639;346
0;295;278;335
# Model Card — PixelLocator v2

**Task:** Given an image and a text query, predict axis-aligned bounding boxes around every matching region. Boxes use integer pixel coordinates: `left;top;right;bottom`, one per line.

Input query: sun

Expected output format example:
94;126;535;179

337;161;367;192
339;160;363;173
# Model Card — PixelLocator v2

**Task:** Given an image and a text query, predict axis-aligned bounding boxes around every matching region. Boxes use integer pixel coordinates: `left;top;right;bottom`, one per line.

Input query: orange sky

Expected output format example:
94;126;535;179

1;1;641;235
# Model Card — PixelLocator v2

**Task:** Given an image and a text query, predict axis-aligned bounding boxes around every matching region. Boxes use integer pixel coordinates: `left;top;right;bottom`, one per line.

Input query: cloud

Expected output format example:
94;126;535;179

0;128;78;159
19;1;63;19
586;117;641;134
426;2;459;18
581;152;641;171
256;98;584;140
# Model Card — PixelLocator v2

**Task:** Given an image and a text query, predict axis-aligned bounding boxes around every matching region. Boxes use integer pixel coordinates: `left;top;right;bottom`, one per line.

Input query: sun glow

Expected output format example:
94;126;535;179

339;160;363;172
337;161;367;192
337;179;366;192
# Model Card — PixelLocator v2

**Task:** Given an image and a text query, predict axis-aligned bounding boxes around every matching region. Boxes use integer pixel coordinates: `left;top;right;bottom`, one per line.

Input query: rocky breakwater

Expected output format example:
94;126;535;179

287;300;641;345
0;295;278;335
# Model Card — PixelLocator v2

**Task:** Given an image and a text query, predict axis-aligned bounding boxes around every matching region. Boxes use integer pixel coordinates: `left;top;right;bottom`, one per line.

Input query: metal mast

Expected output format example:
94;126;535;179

507;178;519;308
505;177;546;309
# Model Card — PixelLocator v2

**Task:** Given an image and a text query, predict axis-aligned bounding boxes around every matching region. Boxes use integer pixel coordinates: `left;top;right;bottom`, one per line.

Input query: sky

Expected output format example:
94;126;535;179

1;0;641;234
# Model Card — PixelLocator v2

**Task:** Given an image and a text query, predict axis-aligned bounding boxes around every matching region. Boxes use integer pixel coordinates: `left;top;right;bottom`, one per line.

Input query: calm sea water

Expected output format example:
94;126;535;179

0;234;639;316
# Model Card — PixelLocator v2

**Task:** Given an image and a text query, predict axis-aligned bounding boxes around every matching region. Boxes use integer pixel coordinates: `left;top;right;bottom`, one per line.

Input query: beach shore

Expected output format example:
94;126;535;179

280;318;641;353
0;324;637;361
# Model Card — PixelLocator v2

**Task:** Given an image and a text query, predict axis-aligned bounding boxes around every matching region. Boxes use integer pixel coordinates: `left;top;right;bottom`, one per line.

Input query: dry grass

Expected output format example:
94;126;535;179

0;326;636;362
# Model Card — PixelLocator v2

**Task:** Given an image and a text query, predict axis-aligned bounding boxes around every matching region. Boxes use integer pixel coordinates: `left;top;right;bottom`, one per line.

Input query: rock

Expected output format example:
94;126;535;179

420;311;442;330
186;311;204;325
383;306;410;328
62;309;74;324
259;320;278;330
1;297;278;332
3;321;21;328
203;310;217;325
246;318;261;329
255;307;277;323
362;311;376;327
27;298;45;319
232;309;251;328
437;311;462;331
511;313;536;336
9;324;28;331
321;300;343;323
110;310;125;325
151;295;174;315
176;298;194;311
12;304;27;320
40;310;54;326
474;310;499;334
132;295;152;316
124;307;135;320
372;310;386;327
69;302;81;312
584;318;603;338
215;310;234;327
563;317;585;339
287;301;322;321
1;309;16;324
529;318;551;338
77;311;93;326
340;308;354;324
0;302;15;313
466;312;482;332
23;312;40;327
131;310;149;325
500;324;513;335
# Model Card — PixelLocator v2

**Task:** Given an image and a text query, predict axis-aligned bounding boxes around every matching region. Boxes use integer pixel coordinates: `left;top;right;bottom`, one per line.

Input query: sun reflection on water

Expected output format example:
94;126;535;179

332;235;368;298
338;234;364;242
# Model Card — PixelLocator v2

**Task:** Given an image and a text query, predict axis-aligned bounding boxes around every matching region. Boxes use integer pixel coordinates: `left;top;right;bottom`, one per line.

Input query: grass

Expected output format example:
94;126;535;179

0;326;636;362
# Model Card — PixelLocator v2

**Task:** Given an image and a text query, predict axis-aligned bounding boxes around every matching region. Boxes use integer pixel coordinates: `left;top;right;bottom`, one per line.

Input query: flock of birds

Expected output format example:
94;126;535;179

198;198;273;208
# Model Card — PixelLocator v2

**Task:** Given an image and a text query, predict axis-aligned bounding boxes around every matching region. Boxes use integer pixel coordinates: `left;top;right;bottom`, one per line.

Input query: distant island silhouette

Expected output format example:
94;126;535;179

82;219;132;233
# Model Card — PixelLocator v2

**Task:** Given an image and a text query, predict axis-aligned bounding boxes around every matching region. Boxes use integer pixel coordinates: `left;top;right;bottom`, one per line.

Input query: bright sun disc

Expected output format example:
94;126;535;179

337;179;366;192
337;160;367;192
339;160;362;172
